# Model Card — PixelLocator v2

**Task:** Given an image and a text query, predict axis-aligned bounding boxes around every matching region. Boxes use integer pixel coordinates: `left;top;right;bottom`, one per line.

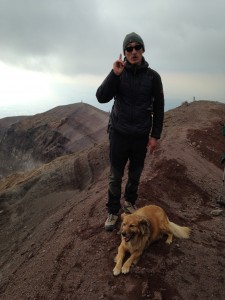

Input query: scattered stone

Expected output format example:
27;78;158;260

153;291;162;300
28;252;34;259
210;209;223;216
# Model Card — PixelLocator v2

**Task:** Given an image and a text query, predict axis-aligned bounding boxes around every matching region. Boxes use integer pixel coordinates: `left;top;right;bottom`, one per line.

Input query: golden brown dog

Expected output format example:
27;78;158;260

113;205;191;276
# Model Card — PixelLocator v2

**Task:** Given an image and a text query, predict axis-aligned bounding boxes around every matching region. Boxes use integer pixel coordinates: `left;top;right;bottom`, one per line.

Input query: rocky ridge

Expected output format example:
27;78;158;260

0;100;225;300
0;103;109;176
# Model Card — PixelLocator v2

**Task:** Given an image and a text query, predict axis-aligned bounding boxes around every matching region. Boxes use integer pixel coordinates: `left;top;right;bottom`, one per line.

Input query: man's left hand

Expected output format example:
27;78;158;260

148;137;158;154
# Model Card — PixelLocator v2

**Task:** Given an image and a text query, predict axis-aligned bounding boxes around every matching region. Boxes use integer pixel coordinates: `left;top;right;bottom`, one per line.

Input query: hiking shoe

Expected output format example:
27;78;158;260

123;201;137;214
105;214;118;231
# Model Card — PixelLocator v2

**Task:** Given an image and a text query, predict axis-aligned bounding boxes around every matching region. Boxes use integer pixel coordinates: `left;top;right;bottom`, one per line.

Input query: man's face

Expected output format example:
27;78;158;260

124;42;143;65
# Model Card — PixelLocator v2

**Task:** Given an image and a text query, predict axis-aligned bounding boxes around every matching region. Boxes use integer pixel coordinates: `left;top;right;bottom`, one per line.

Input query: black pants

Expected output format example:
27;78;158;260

107;129;149;214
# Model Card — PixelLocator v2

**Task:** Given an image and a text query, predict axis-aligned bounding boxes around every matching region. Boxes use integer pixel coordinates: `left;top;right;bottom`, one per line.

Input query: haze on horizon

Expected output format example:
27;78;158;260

0;0;225;118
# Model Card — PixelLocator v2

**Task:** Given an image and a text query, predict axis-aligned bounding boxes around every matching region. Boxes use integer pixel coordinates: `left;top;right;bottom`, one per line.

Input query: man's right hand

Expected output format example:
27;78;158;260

113;54;126;76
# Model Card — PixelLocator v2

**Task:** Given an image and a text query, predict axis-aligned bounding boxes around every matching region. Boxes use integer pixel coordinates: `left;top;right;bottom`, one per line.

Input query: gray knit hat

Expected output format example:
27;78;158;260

123;32;145;54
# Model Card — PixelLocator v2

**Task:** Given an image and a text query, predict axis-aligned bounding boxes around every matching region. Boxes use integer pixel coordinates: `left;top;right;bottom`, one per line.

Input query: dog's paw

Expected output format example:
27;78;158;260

121;264;130;274
165;237;173;244
165;234;173;244
113;266;121;276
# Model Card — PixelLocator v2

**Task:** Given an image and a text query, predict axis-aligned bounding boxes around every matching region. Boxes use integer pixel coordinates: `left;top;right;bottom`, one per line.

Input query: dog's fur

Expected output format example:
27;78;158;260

113;205;191;276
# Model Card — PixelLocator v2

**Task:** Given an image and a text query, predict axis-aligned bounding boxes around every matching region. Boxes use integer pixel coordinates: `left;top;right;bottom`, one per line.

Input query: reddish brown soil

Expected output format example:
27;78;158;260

0;100;225;300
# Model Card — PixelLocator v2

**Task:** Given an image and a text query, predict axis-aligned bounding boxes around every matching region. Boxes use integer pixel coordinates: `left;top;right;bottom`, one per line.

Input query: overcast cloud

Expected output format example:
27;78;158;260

0;0;225;117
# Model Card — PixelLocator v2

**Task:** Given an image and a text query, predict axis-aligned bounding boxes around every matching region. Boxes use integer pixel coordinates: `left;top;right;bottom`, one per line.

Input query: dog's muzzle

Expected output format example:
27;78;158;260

121;231;135;243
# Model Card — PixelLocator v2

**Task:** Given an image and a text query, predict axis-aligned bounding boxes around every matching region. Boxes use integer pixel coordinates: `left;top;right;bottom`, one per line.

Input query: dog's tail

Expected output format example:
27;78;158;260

168;221;191;239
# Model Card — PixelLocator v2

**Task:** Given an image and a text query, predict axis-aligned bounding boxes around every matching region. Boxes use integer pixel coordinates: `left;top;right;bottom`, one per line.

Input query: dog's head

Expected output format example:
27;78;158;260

120;213;151;243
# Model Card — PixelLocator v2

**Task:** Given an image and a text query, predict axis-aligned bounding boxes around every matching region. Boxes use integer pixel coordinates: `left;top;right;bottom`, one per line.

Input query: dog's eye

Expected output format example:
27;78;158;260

129;224;135;228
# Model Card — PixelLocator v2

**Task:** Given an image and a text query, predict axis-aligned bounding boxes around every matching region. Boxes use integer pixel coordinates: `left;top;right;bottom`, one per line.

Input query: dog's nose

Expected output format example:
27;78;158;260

121;232;126;237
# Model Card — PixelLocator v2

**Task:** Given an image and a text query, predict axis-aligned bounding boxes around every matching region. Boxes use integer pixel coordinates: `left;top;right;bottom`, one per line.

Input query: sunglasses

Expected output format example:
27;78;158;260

125;44;143;52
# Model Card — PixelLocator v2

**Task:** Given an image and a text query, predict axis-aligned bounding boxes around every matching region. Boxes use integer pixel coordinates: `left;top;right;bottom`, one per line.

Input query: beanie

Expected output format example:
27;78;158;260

123;32;145;54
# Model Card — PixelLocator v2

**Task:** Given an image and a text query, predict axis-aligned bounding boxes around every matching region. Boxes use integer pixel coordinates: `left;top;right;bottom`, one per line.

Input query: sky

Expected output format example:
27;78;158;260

0;0;225;118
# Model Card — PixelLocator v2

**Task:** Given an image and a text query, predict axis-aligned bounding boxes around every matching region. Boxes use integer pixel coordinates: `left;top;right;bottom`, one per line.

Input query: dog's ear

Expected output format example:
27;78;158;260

139;218;151;236
119;213;127;234
121;213;125;221
120;212;128;221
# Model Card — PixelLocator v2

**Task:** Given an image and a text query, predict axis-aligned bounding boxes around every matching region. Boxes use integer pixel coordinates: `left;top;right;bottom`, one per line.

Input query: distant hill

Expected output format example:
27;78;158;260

0;102;109;176
0;100;225;300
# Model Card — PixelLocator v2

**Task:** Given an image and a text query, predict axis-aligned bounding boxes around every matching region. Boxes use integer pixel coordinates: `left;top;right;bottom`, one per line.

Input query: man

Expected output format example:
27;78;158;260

96;32;164;231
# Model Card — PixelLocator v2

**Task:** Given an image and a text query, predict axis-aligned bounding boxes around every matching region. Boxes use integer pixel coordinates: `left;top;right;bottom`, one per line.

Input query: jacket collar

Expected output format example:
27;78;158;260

125;57;149;73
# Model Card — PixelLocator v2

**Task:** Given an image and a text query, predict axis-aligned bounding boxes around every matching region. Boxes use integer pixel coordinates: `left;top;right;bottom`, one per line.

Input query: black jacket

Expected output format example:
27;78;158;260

96;58;164;138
